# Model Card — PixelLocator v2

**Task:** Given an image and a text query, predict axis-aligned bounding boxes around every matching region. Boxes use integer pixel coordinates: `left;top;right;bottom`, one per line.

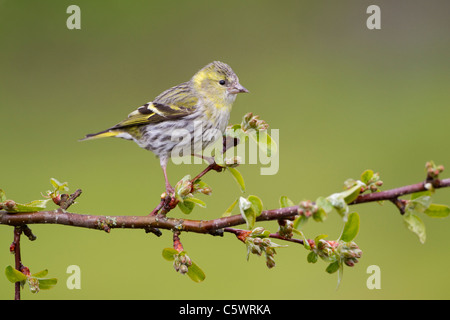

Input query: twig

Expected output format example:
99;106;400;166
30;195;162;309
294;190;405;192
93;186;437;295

59;189;82;210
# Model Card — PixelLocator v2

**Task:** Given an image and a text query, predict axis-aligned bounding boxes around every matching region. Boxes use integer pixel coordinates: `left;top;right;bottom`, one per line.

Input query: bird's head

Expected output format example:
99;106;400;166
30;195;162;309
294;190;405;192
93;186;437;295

191;61;248;106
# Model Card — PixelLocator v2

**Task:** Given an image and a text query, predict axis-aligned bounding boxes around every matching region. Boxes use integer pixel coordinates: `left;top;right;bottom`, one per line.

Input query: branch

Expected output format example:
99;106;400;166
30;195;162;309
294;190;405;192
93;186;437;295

2;178;450;234
351;178;450;204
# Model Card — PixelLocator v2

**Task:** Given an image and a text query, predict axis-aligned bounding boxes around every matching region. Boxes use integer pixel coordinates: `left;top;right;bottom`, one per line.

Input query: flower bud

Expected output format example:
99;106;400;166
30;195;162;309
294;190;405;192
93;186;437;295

266;256;276;269
28;277;40;294
173;260;181;272
243;112;253;123
251;244;262;255
199;187;212;195
251;227;266;236
184;255;192;266
179;264;189;274
4;200;16;210
265;247;276;256
253;237;262;245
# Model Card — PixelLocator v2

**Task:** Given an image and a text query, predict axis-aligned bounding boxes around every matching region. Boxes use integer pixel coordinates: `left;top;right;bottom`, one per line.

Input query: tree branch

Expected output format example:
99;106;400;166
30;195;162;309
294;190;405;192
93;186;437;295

2;178;449;235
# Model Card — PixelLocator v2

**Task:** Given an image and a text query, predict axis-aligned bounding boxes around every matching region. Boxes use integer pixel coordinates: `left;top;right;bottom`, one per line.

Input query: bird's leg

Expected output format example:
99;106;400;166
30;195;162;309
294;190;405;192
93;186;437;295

161;164;174;195
159;157;174;195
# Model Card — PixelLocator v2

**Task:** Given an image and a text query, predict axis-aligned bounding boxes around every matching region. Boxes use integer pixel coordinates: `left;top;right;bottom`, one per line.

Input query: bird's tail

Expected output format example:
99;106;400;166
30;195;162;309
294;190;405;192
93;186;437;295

79;129;120;141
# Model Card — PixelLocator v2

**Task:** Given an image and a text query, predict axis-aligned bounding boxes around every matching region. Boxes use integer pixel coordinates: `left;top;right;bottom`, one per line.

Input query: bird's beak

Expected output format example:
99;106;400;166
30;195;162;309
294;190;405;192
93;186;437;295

228;83;249;94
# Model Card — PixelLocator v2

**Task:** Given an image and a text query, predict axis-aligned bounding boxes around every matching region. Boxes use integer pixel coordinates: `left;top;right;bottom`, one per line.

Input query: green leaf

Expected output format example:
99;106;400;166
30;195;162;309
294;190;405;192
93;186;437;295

227;167;245;192
293;229;310;249
312;208;328;222
250;227;271;238
279;196;295;208
186;261;206;283
403;212;426;244
307;252;318;263
360;170;374;185
31;269;48;278
248;195;263;216
184;197;206;208
342;183;363;204
222;198;238;217
50;178;69;192
326;261;340;274
407;195;432;213
248;130;277;157
293;214;308;230
178;201;195;215
37;278;57;290
5;266;28;283
162;248;179;261
326;193;349;217
11;199;51;213
424;204;450;218
225;124;246;141
339;212;360;242
314;234;328;247
0;189;6;202
192;180;212;195
316;196;333;214
410;190;432;200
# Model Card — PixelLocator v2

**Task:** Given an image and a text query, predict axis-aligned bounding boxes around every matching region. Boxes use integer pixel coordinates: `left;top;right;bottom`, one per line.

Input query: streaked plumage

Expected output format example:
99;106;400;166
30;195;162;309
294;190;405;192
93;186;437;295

81;61;248;194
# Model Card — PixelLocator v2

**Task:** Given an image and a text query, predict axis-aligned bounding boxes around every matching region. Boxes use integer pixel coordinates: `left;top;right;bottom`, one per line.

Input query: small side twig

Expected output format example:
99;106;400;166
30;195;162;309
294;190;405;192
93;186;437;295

173;230;184;252
390;198;407;215
59;189;82;210
11;227;24;300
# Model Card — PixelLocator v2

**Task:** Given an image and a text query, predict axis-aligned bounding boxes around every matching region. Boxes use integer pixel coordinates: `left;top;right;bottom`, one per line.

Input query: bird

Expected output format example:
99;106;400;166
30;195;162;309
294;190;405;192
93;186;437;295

80;61;248;194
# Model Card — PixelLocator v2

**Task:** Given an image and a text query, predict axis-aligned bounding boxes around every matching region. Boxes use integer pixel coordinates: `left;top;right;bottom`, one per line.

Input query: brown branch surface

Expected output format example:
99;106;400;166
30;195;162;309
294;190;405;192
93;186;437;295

1;178;449;234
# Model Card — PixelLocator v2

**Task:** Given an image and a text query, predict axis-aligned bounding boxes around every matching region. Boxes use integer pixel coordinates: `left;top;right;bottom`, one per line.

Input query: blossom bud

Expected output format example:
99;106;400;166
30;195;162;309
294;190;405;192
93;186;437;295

266;256;276;269
179;264;189;274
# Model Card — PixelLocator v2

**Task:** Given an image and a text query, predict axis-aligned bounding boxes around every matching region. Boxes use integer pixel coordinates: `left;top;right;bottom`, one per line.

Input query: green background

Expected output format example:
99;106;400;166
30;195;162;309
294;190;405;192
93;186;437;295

1;0;449;300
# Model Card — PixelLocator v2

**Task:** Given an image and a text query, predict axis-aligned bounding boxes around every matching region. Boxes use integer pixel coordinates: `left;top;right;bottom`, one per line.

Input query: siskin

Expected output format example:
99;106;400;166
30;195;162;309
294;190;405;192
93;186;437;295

81;61;248;194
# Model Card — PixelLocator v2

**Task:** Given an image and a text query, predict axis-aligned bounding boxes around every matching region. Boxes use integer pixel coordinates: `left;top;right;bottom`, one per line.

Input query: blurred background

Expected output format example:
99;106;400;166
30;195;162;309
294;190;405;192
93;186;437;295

1;0;449;300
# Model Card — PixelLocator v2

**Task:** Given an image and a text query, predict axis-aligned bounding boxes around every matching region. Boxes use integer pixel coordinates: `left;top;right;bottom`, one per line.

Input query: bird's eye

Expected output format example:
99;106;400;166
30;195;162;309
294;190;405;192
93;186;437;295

219;80;226;85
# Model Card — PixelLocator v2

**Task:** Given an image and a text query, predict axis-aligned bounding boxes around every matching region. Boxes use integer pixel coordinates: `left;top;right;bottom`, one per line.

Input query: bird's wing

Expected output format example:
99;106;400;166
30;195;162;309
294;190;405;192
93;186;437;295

112;102;191;129
112;82;198;129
